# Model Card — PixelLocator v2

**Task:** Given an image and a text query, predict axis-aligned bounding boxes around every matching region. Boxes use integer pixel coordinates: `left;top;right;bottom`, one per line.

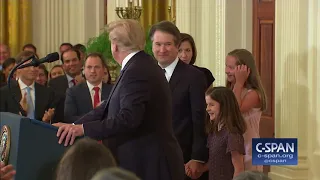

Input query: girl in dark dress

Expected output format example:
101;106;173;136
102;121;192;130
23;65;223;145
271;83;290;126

187;86;246;180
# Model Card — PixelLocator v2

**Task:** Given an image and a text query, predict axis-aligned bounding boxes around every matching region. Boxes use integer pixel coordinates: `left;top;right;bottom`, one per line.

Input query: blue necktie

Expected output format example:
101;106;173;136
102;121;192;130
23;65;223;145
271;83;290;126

26;87;35;119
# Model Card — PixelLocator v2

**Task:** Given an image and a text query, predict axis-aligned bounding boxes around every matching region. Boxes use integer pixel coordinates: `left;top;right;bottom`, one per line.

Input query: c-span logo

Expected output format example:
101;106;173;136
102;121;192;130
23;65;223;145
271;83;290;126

252;138;298;165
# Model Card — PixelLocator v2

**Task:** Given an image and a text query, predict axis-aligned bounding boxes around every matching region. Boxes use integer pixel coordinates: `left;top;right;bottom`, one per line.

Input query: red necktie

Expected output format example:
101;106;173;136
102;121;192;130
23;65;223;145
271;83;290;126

93;87;100;108
71;79;76;86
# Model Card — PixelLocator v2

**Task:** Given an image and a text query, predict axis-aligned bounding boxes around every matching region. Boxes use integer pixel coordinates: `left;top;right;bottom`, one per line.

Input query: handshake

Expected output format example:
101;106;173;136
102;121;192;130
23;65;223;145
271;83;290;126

185;160;208;179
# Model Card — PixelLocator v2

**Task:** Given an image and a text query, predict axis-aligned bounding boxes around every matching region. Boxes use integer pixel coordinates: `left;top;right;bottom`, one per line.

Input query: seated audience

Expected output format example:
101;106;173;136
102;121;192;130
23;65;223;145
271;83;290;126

0;51;56;123
178;33;215;88
0;162;16;180
49;65;65;80
91;167;140;180
233;171;271;180
64;53;113;123
36;64;48;86
55;137;117;180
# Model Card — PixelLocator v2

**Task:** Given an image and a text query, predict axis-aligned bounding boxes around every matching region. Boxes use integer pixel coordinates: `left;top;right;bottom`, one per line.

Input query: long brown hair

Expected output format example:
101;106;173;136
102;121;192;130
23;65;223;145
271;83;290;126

179;33;197;65
226;49;267;111
55;138;117;180
205;86;246;134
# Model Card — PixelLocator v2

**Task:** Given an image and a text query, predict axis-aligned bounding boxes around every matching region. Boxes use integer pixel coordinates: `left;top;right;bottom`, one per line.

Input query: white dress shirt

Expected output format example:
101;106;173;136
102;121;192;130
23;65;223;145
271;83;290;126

18;79;35;107
161;57;179;82
86;81;102;107
121;51;140;70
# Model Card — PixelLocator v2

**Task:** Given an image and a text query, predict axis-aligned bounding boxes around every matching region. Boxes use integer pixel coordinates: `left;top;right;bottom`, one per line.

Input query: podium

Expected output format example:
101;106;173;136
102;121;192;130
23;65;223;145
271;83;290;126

0;112;69;180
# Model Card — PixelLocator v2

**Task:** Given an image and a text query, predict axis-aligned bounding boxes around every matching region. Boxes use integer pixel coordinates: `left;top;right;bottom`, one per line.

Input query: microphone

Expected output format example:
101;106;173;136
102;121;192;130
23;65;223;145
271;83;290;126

18;52;60;69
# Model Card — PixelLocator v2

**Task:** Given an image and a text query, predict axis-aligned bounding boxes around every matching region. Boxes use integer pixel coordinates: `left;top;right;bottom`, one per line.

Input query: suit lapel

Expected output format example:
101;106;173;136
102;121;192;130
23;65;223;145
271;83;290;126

83;83;94;109
169;60;183;92
12;82;22;104
34;83;44;119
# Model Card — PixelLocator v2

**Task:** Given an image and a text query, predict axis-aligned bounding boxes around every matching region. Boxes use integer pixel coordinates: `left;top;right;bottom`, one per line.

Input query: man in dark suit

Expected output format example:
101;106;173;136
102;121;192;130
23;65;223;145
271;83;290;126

150;21;208;179
0;51;56;123
54;19;184;180
64;53;113;123
48;48;84;122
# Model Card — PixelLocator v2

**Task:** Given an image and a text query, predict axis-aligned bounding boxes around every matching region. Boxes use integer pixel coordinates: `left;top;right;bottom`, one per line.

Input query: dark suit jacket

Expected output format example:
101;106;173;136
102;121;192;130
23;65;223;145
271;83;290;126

193;65;215;88
48;75;69;122
75;51;184;180
64;82;113;123
170;60;208;163
48;75;69;96
0;81;57;121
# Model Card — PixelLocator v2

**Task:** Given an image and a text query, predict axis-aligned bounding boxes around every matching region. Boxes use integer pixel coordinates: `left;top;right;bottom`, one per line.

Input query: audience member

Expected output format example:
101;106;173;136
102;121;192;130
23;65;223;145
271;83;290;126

64;52;113;123
55;137;117;180
49;65;65;80
59;43;73;54
225;49;267;171
1;58;16;85
0;51;55;123
91;167;140;180
0;43;10;70
73;43;87;63
102;65;112;84
178;33;215;88
22;43;38;58
36;64;48;86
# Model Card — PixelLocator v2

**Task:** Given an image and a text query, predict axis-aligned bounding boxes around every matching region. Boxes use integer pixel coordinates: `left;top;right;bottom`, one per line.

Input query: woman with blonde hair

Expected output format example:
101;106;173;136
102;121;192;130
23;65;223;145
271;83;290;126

225;49;267;171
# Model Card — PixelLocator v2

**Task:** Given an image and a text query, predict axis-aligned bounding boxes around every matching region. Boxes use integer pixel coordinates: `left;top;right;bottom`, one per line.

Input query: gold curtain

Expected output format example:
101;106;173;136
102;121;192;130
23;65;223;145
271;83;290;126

0;0;32;57
139;0;171;31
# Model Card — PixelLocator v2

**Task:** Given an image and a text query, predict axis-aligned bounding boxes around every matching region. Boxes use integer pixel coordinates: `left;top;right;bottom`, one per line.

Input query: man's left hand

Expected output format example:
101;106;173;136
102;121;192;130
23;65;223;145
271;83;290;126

56;124;84;146
185;160;203;179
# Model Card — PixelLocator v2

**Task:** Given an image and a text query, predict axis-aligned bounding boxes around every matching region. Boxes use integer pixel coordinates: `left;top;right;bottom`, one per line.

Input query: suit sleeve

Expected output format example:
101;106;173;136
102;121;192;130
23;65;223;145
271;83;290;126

74;101;106;124
83;68;149;139
0;87;7;112
64;88;79;123
189;70;208;162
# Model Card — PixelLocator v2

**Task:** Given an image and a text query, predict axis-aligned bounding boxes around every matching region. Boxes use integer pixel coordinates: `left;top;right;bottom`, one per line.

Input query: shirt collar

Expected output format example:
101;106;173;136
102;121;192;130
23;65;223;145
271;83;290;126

66;74;74;82
121;51;140;70
86;81;102;91
161;57;179;78
18;79;35;90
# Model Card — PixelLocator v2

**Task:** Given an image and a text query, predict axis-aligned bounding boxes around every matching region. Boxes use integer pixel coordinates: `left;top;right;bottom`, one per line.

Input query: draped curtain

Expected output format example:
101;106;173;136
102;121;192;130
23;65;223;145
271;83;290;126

0;0;32;57
139;0;171;31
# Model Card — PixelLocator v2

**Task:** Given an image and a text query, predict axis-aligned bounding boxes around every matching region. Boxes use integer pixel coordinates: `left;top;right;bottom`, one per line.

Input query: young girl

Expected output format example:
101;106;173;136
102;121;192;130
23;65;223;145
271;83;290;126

186;86;246;179
225;49;267;171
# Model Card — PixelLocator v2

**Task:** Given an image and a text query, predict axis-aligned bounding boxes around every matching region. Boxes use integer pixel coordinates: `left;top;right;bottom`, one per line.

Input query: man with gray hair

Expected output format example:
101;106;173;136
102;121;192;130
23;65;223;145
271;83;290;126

55;19;185;180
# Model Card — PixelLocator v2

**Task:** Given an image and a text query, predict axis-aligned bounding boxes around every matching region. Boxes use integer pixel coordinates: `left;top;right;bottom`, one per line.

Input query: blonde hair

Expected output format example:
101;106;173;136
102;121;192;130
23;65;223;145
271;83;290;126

107;19;145;52
226;49;267;111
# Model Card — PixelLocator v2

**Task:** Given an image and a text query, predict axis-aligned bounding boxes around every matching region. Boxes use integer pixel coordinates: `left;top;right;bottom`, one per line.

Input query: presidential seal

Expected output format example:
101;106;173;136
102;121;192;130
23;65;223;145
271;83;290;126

0;125;11;165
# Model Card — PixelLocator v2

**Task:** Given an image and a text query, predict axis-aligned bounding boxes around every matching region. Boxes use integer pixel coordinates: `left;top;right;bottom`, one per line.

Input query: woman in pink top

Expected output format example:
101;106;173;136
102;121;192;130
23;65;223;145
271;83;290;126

225;49;267;171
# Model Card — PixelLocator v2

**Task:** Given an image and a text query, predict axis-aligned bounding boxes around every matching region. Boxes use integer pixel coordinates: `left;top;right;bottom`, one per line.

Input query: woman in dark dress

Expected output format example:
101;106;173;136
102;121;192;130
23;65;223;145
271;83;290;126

178;33;215;88
186;86;246;180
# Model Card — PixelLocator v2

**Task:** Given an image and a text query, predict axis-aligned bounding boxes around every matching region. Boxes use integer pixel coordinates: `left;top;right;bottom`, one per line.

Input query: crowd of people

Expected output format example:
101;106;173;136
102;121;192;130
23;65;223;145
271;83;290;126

0;19;268;180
